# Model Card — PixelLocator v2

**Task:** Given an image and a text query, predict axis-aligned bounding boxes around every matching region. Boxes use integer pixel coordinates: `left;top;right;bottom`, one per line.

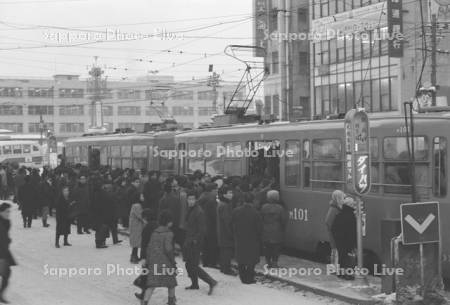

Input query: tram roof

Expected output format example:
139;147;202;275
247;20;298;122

175;113;450;140
65;130;177;144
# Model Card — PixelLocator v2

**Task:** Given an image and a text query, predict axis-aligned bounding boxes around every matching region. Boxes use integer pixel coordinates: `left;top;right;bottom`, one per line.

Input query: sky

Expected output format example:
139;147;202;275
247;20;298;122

0;0;257;82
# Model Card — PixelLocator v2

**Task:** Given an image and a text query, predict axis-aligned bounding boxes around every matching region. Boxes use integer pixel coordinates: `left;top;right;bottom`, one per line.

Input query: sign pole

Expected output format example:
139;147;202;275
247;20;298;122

419;243;425;297
356;195;364;275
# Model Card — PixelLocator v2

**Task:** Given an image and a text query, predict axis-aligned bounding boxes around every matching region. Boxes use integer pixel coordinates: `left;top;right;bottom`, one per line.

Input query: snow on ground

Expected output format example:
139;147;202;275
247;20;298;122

5;205;350;305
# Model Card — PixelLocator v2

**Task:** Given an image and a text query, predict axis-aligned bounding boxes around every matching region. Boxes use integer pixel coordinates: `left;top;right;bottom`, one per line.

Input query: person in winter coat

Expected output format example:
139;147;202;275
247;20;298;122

176;177;189;247
115;178;130;228
183;190;217;295
141;210;178;305
91;179;111;249
232;192;262;284
198;183;219;268
325;190;344;270
18;175;37;228
331;197;357;280
216;185;234;275
13;168;26;204
140;209;158;261
72;175;91;234
38;176;55;228
129;177;146;263
0;202;17;303
55;186;74;248
159;178;181;247
143;171;162;215
102;182;122;245
261;190;287;268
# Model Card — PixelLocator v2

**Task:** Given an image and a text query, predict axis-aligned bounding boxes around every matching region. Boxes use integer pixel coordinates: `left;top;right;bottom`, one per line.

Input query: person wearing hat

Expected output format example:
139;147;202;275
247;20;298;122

261;190;287;269
331;195;357;280
198;182;219;268
0;202;16;303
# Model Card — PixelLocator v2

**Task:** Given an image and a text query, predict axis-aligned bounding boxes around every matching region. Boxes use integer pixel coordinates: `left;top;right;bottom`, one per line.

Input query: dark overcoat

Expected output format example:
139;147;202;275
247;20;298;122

182;204;206;264
331;205;357;253
260;202;287;244
56;195;72;235
217;199;233;248
232;203;262;265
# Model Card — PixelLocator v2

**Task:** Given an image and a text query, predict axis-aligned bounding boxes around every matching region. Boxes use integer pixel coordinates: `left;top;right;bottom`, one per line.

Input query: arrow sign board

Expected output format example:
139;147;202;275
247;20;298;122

400;202;440;245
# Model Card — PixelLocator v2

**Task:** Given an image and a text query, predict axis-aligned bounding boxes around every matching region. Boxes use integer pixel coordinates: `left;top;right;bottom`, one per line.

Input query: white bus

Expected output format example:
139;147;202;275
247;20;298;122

0;140;44;168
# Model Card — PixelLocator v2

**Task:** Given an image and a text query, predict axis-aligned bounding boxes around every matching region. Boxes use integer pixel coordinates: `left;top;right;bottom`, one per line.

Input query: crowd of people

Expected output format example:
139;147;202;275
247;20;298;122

0;162;358;305
0;163;288;305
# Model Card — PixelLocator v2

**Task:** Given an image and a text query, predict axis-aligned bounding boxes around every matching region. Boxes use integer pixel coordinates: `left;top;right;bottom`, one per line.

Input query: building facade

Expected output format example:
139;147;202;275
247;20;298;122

0;75;239;139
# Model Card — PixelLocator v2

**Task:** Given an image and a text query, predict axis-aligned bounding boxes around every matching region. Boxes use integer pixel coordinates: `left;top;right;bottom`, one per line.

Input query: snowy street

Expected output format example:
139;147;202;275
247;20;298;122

4;205;349;305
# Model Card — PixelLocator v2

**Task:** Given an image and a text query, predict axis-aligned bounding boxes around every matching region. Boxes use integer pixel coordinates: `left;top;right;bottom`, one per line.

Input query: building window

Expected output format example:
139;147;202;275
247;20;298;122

272;94;280;117
172;90;193;100
321;40;329;65
299;52;309;74
172;106;193;116
146;105;168;116
0;105;22;115
198;91;215;101
320;0;329;17
28;105;54;115
60;123;84;133
117;89;141;99
272;51;279;74
297;8;308;30
198;107;215;116
88;105;113;116
118;106;141;116
29;122;54;133
59;105;84;116
264;95;272;115
118;122;145;132
58;88;84;98
0;123;22;133
28;87;54;98
0;87;22;97
336;38;345;63
145;89;168;100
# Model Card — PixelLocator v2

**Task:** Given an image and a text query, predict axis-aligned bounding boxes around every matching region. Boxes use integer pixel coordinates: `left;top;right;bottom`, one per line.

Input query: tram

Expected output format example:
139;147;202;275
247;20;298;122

64;131;177;175
0;140;44;168
174;113;450;275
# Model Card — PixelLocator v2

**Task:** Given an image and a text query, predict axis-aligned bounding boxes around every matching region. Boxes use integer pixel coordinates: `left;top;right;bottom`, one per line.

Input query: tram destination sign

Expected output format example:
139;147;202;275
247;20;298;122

401;202;440;245
344;109;371;195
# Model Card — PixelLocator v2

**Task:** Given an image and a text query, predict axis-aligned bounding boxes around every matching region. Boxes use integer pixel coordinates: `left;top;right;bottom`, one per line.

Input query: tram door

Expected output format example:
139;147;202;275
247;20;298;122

88;146;101;170
247;140;280;187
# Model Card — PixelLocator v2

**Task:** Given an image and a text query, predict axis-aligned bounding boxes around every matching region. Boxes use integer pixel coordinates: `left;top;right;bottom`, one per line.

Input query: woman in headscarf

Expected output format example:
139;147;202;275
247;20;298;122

324;190;345;271
331;195;357;280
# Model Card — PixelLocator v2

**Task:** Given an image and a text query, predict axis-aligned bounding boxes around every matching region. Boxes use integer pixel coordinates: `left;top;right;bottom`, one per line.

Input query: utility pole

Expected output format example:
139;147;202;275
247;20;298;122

207;66;220;114
431;14;437;106
87;56;107;130
278;0;287;121
39;111;44;146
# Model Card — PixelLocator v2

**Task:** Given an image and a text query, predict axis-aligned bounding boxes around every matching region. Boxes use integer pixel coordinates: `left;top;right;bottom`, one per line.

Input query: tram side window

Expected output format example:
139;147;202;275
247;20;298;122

224;142;242;176
247;140;280;187
188;143;204;173
383;137;429;195
224;160;241;177
370;138;380;193
433;137;447;197
205;142;223;176
303;140;310;187
23;145;31;154
13;145;21;154
3;146;11;155
285;140;300;186
177;143;186;174
132;145;147;170
311;139;343;190
100;146;108;166
33;145;39;152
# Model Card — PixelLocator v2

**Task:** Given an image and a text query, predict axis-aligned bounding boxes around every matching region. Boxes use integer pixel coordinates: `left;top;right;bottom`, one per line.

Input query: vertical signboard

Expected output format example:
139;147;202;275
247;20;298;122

388;0;404;57
345;109;371;195
253;0;268;57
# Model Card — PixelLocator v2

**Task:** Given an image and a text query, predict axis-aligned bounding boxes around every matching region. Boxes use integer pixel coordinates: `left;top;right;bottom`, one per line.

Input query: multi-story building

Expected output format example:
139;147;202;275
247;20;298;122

0;74;239;139
310;0;450;118
254;0;311;121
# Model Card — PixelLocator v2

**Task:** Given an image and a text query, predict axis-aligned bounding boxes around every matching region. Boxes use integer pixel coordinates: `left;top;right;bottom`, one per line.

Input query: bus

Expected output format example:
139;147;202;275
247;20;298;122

0;140;44;168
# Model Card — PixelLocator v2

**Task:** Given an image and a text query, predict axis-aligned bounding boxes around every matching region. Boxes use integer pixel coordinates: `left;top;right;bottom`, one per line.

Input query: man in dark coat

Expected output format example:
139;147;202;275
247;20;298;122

102;182;122;245
331;199;357;280
72;175;91;234
55;186;73;247
217;185;234;275
38;176;55;228
143;171;161;214
198;183;219;268
232;192;262;284
183;190;217;295
18;175;37;228
0;203;17;303
159;178;181;246
91;179;111;249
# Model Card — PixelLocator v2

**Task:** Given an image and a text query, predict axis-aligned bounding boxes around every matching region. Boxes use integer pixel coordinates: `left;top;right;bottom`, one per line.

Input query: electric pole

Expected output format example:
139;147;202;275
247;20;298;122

207;67;220;114
431;14;437;106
